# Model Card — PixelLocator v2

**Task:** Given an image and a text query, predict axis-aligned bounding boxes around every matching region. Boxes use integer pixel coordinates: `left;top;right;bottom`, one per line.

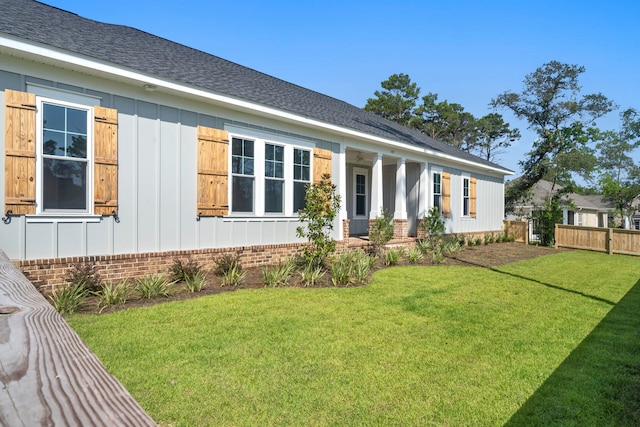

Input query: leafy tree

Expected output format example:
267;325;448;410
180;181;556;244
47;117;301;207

296;174;341;267
492;61;615;209
474;113;521;162
363;73;420;127
368;208;394;255
597;108;640;227
414;93;477;151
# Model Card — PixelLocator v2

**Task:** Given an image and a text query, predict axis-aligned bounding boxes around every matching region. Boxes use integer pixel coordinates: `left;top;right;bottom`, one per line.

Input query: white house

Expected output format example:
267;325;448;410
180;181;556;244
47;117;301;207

1;0;512;269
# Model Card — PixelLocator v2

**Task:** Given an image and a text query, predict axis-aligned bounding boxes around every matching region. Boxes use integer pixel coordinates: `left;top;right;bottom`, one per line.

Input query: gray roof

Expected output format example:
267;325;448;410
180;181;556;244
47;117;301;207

0;0;510;173
515;179;612;211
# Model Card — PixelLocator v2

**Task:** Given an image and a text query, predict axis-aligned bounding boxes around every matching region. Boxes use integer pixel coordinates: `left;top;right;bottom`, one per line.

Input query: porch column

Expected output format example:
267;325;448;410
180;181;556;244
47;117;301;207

338;144;348;240
394;158;407;220
370;153;384;219
418;161;428;218
417;161;428;239
394;157;408;238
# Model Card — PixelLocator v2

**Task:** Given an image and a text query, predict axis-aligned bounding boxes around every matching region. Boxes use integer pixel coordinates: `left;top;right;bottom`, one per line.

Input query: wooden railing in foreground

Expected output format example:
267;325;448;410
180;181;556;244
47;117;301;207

555;224;640;256
503;220;529;244
0;251;156;426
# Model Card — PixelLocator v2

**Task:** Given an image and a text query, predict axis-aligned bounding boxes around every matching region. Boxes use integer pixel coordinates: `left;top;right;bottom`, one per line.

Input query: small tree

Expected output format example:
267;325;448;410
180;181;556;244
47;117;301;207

369;208;394;255
296;174;341;268
419;206;445;246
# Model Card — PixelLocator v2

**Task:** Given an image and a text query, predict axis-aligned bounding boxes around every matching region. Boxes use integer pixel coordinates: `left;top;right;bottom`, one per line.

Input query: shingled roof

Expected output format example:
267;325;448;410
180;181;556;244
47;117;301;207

1;0;510;173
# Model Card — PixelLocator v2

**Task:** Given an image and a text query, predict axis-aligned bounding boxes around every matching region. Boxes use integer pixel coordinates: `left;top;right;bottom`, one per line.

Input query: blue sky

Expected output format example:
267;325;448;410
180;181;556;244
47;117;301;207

43;0;640;179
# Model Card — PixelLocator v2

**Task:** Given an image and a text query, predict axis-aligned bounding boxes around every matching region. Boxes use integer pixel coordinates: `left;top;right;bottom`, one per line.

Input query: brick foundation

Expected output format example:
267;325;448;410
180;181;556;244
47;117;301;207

342;219;350;239
393;219;408;239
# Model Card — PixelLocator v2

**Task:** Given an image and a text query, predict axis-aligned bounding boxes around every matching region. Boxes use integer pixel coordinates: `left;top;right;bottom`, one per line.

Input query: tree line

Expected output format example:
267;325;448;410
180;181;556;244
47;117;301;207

363;61;640;229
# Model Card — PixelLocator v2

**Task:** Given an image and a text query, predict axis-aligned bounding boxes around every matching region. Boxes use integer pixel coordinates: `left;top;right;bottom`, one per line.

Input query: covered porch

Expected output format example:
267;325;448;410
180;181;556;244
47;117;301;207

338;147;431;239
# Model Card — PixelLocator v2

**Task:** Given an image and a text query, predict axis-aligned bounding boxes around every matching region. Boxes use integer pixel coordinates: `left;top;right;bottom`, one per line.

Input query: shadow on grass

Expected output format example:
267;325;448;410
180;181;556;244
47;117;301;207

505;279;640;426
450;256;616;306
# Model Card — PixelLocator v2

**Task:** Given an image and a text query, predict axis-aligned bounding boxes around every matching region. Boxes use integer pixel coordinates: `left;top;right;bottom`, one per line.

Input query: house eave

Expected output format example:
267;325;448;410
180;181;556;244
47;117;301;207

0;33;513;176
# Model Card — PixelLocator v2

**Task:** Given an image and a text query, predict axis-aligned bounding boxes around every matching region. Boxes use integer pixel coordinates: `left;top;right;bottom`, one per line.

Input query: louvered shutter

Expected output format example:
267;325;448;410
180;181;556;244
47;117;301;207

93;106;118;215
197;126;228;216
313;147;332;184
4;89;36;215
470;177;477;218
442;172;451;218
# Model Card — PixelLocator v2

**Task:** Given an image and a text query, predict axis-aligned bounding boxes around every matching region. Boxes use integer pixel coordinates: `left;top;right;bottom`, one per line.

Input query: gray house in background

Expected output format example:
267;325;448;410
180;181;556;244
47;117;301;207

509;179;612;241
1;0;512;263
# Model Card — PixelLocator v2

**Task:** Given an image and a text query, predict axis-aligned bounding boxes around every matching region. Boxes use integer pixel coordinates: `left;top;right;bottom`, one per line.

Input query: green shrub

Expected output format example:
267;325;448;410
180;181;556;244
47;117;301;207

221;265;244;287
419;206;445;246
296;175;341;268
66;262;102;292
300;264;325;287
383;247;404;266
475;237;483;246
50;282;90;315
214;252;242;277
407;247;424;264
442;235;463;255
185;270;207;293
169;258;204;283
95;280;129;313
369;209;394;255
415;238;432;254
136;275;174;299
263;257;296;287
330;249;374;287
467;238;475;247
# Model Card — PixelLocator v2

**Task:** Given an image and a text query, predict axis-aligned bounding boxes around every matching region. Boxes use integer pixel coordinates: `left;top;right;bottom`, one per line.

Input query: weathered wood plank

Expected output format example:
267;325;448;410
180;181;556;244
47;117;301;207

0;251;156;426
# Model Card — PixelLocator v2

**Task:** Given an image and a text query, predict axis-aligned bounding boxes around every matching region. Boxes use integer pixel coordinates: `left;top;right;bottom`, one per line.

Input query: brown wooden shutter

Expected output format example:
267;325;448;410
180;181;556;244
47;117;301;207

470;177;477;218
442;172;451;218
93;106;118;215
4;89;36;215
313;147;332;184
197;126;228;216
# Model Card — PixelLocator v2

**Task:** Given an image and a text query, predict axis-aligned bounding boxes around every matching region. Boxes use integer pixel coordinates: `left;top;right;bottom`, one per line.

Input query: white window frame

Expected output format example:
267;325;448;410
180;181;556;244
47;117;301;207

461;174;470;217
353;167;368;218
230;136;256;214
227;129;314;217
293;147;311;214
35;96;94;215
264;142;285;214
431;168;442;216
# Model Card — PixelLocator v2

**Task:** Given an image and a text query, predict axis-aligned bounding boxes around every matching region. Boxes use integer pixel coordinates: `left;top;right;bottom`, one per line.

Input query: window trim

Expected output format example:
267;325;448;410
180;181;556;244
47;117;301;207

432;168;442;216
462;174;470;217
353;167;368;218
264;142;285;214
230;136;256;214
293;147;311;214
35;96;94;215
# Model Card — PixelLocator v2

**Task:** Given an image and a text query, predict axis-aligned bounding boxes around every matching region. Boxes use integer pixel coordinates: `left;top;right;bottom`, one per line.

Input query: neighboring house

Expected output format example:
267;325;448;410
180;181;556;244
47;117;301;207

509;179;612;240
1;0;512;265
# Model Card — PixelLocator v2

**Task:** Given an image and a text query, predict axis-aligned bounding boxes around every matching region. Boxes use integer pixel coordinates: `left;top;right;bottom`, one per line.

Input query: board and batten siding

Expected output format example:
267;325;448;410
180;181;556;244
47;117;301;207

0;70;337;260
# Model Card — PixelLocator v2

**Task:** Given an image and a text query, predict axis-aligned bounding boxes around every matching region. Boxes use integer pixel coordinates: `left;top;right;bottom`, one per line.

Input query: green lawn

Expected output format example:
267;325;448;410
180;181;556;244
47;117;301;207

68;250;640;426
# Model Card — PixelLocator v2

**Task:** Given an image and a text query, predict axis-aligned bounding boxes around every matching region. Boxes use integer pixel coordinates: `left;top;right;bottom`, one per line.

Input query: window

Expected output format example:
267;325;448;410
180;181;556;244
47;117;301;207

353;168;368;217
231;137;254;212
264;143;284;213
38;99;92;213
293;148;310;212
462;177;470;216
433;171;442;215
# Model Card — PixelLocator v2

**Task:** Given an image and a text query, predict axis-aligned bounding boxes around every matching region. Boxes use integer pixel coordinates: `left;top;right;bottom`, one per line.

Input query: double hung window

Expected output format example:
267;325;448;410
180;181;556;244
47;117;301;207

432;171;442;215
462;177;470;216
293;148;310;212
38;99;92;213
264;144;284;213
231;137;255;213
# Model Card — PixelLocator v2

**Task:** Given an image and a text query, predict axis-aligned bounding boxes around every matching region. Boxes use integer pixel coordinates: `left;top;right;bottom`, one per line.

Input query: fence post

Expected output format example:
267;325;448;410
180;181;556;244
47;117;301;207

607;228;613;255
525;221;529;245
554;224;558;249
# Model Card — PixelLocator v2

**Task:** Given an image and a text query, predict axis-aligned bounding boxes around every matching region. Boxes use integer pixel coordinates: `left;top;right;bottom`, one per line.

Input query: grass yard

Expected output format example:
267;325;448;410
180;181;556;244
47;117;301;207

68;250;640;426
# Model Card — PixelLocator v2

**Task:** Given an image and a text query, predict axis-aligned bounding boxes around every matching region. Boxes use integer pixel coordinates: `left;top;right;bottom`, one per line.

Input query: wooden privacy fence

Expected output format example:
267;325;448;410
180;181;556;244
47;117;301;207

0;251;156;426
503;220;529;244
555;224;640;256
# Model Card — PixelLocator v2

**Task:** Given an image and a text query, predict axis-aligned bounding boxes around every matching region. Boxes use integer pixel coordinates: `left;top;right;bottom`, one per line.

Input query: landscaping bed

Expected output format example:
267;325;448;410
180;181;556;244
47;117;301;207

73;242;563;314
